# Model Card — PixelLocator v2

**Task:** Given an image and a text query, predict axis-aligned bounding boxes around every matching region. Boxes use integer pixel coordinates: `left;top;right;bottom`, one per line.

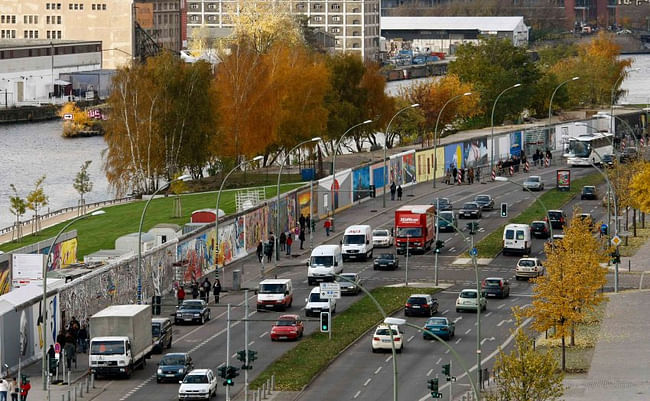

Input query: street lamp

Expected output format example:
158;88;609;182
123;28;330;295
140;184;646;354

330;119;373;231
433;93;472;188
490;84;522;174
383;105;419;208
214;156;264;271
41;209;106;389
275;137;321;265
137;174;192;305
494;176;554;240
548;77;579;127
610;68;640;133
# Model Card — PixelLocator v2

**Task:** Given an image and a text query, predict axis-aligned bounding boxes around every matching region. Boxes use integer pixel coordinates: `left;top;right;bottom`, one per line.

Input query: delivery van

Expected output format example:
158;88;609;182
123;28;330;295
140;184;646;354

308;245;343;285
256;279;293;311
502;224;532;256
342;224;373;261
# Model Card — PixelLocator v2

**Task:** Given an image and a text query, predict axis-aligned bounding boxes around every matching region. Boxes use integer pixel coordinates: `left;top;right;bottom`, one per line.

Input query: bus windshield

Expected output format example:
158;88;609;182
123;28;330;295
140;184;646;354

568;140;590;158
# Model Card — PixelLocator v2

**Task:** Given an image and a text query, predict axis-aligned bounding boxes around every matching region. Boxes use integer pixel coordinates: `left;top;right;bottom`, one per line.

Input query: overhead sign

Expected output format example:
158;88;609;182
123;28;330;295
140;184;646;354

611;235;621;247
320;282;341;299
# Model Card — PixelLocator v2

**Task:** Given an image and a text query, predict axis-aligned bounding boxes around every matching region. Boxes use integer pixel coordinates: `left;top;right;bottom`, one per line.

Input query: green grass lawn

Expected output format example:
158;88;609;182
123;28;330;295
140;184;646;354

474;173;604;258
250;287;438;391
0;183;306;257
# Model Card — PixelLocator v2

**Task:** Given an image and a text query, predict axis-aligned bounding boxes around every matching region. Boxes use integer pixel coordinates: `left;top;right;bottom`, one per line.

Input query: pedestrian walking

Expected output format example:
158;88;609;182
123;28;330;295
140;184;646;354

9;378;17;401
460;168;465;183
266;239;274;262
279;232;286;251
452;166;458;183
468;167;474;184
19;379;30;401
191;280;199;299
546;149;552;165
286;233;293;255
299;228;305;250
306;214;311;233
256;241;263;263
444;169;451;185
299;214;306;230
177;286;186;306
212;278;221;304
390;182;396;201
0;378;8;401
64;340;76;370
310;218;316;233
476;167;481;183
324;219;331;236
396;185;403;200
201;277;211;303
77;323;88;353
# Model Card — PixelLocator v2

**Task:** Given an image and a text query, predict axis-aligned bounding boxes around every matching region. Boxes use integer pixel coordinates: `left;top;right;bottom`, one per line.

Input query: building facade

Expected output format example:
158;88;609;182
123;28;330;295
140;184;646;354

0;39;101;107
185;0;380;60
0;0;181;69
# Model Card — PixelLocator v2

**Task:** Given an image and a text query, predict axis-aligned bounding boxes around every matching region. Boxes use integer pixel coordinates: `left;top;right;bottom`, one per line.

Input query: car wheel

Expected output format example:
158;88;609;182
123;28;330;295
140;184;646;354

515;276;520;281
200;315;205;325
157;378;161;383
373;266;377;270
168;336;173;348
372;347;378;353
456;308;461;313
396;346;402;354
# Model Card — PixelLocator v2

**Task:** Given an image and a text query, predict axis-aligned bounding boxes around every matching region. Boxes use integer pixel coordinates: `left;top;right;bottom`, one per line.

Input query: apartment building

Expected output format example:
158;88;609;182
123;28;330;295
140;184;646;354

0;0;181;69
185;0;380;61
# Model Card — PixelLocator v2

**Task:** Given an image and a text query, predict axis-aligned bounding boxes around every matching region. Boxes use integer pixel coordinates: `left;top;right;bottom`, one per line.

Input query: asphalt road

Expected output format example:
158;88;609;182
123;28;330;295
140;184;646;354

90;164;617;401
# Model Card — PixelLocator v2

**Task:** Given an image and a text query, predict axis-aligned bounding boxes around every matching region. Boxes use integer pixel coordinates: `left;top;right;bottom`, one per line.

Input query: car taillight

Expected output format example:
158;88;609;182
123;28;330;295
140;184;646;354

560;218;565;223
405;303;411;308
481;279;486;287
374;337;380;341
394;337;401;341
499;281;503;288
423;304;430;308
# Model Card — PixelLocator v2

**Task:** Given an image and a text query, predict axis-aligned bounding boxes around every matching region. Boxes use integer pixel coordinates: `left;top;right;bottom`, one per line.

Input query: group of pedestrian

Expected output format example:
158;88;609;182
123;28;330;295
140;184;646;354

181;277;221;304
532;149;552;166
52;316;88;372
445;165;480;185
389;182;403;201
0;376;30;401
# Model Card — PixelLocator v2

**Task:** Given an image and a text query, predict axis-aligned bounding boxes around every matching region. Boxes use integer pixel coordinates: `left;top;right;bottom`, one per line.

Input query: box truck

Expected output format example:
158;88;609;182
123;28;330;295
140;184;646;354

394;205;435;254
89;305;154;379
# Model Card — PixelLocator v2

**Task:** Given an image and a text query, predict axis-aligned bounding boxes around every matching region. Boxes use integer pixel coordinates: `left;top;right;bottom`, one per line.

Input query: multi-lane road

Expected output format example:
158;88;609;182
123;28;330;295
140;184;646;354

89;165;620;401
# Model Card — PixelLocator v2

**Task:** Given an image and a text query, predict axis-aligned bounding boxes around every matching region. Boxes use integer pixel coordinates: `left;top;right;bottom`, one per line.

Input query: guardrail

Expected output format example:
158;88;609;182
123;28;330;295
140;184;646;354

0;195;135;237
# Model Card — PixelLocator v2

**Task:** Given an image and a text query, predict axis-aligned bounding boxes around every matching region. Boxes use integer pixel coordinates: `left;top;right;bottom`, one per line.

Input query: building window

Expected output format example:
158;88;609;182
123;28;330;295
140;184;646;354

58;16;61;24
47;30;50;39
332;16;341;22
57;30;61;39
69;3;73;9
189;3;200;10
313;16;322;22
34;30;38;38
92;4;95;9
79;3;83;9
331;3;340;10
102;4;106;10
46;3;50;9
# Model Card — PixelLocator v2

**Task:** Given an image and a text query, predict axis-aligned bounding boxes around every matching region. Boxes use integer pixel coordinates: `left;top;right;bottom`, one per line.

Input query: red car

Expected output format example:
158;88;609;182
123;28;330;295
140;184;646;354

270;314;304;341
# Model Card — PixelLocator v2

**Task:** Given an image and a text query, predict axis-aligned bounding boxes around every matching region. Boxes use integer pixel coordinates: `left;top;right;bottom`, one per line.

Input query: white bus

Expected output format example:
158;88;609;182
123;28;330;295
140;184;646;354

564;132;614;166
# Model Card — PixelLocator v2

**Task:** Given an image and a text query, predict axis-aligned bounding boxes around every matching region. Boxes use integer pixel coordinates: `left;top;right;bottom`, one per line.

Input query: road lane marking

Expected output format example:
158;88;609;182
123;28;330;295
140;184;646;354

248;341;255;346
455;338;462;344
449;247;456;252
374;366;382;375
445;349;450;354
259;331;268;338
385;356;392;363
464;329;471;335
441;309;449;315
453;317;462;323
427;369;433;377
497;304;505;309
485;312;492;317
407;335;414;342
497;320;506;327
364;378;372;386
436;357;442;365
354;390;361;399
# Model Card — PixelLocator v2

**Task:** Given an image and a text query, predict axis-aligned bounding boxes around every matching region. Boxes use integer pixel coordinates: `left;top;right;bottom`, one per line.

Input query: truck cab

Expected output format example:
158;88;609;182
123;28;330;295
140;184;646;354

89;336;133;377
394;205;435;254
256;279;293;311
341;225;373;261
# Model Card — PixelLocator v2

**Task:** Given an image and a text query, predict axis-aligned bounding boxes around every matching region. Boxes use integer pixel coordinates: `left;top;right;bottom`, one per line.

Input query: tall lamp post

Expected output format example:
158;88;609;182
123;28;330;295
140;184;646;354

490;83;522;173
383;105;419;208
214;156;264;271
548;77;579;127
610;68;640;133
433;93;472;188
275;137;321;265
42;210;106;389
330;119;373;231
138;175;192;305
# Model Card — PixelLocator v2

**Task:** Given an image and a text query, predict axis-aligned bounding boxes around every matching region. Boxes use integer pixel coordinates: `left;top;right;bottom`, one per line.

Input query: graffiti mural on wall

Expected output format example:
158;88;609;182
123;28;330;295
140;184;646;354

245;205;269;251
389;156;403;185
285;193;297;234
177;231;215;282
445;143;464;170
352;166;370;202
215;217;245;267
41;237;78;271
370;162;385;190
402;152;416;184
297;187;316;219
510;131;522;157
0;264;9;295
463;137;489;168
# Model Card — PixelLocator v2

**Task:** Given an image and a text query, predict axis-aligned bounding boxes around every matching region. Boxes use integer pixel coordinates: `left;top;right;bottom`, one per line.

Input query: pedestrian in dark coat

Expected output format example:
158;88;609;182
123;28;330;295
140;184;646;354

397;185;403;200
191;281;200;299
299;214;306;230
299;229;305;249
390;182;396;200
306;214;311;233
201;278;211;303
212;279;221;304
279;232;286;251
256;241;263;263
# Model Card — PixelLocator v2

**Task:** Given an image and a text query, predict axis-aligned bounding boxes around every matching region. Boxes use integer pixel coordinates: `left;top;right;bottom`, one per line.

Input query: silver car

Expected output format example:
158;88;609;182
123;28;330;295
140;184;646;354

523;176;544;191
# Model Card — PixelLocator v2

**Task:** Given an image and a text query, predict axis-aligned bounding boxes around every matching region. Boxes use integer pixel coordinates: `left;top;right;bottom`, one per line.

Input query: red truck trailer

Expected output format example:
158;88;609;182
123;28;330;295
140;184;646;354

394;205;435;254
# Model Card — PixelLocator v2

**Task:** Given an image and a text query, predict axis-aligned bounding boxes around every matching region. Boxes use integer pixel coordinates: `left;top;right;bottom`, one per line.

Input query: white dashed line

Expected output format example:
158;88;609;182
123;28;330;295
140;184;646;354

436;357;442;364
441;309;449;315
364;378;372;386
259;331;268;338
354;390;361;399
485;312;492;317
374;366;382;375
453;317;462;323
497;320;506;327
465;329;472;335
407;335;414;342
497;304;505;309
455;338;462;344
427;369;433;377
248;341;255;346
385;356;393;363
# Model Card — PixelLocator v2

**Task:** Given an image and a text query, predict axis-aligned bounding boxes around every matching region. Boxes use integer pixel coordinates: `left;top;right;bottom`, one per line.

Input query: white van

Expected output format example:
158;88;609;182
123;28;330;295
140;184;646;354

342;225;373;261
304;286;337;317
308;245;343;285
502;224;532;256
256;279;293;311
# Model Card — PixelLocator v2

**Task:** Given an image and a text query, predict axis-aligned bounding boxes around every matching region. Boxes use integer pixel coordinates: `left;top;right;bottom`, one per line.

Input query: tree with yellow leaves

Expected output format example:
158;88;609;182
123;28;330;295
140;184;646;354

607;159;644;238
59;102;93;137
527;211;608;371
486;308;564;401
629;161;650;213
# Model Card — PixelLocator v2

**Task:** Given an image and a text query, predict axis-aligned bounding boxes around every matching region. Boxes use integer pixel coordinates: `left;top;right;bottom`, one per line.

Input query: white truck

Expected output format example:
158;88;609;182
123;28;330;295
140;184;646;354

341;225;373;261
89;305;154;379
308;245;343;285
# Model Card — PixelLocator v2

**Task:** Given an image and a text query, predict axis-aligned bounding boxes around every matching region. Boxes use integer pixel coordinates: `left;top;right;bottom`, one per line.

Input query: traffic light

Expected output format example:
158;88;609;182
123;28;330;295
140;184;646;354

611;250;621;264
320;312;330;332
442;363;450;377
217;366;227;379
500;202;508;217
434;240;444;253
427;378;442;398
466;222;479;234
224;366;240;386
236;350;257;369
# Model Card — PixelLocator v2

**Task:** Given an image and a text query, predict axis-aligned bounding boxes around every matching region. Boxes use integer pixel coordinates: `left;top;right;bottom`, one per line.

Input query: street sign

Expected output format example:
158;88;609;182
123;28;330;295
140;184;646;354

469;247;478;257
611;235;621;247
63;113;73;120
320;282;341;299
54;342;61;354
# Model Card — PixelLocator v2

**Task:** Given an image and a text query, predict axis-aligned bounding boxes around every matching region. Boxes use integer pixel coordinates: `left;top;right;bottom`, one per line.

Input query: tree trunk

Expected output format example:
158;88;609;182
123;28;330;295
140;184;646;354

173;195;182;218
571;324;575;346
625;207;629;246
634;208;637;237
561;335;566;372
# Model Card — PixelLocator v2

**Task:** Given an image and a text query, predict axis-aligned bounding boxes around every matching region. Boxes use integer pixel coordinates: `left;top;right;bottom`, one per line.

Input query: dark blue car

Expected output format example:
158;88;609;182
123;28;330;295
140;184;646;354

423;317;455;340
156;352;193;383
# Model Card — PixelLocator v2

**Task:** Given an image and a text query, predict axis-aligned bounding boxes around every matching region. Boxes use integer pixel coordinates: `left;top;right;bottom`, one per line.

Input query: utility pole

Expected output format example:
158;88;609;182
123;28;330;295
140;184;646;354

244;291;249;401
405;234;410;287
226;304;231;401
434;198;440;286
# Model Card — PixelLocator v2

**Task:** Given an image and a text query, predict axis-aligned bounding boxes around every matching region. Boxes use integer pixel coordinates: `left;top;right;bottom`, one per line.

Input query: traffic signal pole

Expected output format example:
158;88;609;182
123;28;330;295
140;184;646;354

449;360;453;401
226;304;231;401
434;198;440;286
244;291;249;401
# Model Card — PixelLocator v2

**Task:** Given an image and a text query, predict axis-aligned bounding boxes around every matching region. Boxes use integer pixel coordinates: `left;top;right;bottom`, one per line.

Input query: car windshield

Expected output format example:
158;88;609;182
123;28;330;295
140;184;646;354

376;328;399;336
343;234;365;245
276;319;297;327
184;375;208;384
336;274;357;283
91;340;125;355
519;259;536;267
259;284;286;294
548;212;563;219
531;222;545;229
463;203;478;210
583;187;595;193
181;303;202;310
407;297;427;304
309;292;326;302
505;230;514;240
152;324;161;337
310;256;334;266
373;230;389;237
379;254;394;259
435;198;449;206
460;291;477;299
427;318;448;325
475;196;489;202
484;279;502;286
160;355;186;365
396;227;422;237
439;212;453;220
526;177;540;183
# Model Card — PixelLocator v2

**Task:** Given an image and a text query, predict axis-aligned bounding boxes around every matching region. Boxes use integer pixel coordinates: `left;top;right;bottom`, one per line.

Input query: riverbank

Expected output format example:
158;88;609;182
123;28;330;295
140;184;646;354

0;98;104;124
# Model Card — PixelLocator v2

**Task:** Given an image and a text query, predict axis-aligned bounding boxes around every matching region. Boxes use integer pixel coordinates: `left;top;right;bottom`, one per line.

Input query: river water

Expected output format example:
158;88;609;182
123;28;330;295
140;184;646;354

0;54;648;229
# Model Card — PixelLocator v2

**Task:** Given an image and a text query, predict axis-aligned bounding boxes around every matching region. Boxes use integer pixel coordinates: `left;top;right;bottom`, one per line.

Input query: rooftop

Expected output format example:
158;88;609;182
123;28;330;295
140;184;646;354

381;16;527;32
0;39;101;50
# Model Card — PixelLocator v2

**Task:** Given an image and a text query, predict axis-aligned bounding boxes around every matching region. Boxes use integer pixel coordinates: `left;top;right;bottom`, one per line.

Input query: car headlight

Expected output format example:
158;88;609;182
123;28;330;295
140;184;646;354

194;313;200;317
157;368;162;374
178;368;185;373
176;312;182;316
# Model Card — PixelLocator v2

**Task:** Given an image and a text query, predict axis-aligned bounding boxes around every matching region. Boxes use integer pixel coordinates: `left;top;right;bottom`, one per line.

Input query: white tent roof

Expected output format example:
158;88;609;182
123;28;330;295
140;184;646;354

381;16;527;32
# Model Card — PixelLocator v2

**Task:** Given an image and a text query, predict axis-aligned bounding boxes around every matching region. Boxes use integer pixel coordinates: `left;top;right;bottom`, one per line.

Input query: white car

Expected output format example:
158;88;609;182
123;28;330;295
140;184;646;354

372;229;393;248
516;257;545;280
371;324;404;353
304;286;337;317
455;289;487;312
523;176;544;191
178;369;217;400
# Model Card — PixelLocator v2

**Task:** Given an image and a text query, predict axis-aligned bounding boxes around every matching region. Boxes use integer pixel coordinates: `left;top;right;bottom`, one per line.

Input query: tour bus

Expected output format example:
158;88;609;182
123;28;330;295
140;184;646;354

564;132;614;166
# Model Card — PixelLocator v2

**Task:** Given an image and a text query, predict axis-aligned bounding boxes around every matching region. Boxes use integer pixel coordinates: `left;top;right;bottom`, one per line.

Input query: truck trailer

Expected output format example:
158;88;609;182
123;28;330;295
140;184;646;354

394;205;435;254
